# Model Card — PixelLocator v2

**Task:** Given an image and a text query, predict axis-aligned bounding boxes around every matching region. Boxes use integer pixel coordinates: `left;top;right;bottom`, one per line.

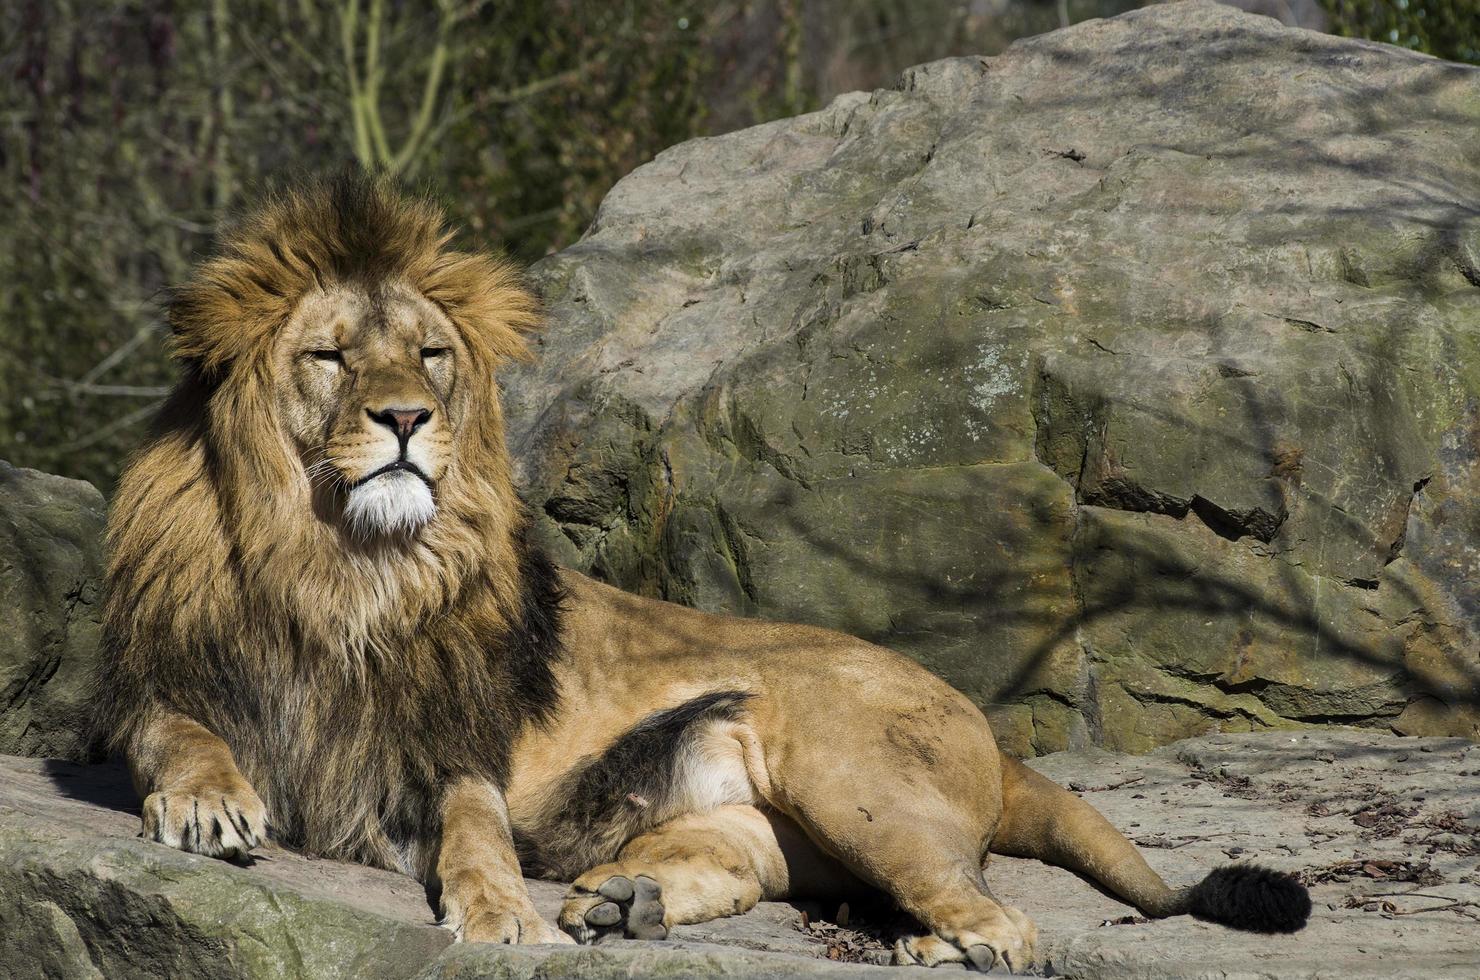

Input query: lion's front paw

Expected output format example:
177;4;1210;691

440;876;571;945
141;777;267;862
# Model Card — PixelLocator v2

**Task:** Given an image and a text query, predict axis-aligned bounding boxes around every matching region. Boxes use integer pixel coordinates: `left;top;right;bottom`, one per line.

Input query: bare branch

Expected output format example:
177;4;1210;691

424;54;608;149
53;399;167;453
364;0;391;164
340;0;373;166
212;0;235;208
76;323;165;388
390;0;455;176
50;382;173;398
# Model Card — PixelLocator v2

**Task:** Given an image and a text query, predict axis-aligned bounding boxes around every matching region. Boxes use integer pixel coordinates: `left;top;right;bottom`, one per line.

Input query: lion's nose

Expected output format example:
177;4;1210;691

368;407;432;443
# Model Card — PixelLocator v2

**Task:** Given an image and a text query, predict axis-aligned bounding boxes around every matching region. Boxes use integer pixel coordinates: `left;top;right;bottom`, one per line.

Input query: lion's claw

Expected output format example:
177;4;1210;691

440;873;570;945
141;780;267;862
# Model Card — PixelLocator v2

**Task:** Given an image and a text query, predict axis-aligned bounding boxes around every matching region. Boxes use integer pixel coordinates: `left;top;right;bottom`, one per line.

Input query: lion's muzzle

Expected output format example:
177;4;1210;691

343;465;437;536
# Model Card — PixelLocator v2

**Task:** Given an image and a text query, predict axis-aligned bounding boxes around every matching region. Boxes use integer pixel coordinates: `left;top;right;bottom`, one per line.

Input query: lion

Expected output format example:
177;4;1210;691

92;174;1308;971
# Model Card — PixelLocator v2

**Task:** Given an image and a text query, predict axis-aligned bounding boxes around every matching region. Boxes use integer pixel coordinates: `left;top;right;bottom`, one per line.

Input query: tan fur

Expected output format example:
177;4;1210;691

101;176;1202;967
437;779;564;943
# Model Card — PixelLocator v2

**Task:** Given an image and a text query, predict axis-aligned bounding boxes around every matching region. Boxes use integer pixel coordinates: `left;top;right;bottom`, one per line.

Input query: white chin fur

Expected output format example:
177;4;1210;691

343;470;436;537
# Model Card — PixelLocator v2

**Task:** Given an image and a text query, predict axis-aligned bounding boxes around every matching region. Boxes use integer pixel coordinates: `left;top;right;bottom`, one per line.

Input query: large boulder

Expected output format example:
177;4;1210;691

503;0;1480;755
4;730;1478;977
0;461;106;760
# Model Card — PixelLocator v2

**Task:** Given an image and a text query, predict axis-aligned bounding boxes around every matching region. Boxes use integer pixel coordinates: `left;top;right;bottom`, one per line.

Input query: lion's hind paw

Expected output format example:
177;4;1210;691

559;873;667;943
892;905;1037;974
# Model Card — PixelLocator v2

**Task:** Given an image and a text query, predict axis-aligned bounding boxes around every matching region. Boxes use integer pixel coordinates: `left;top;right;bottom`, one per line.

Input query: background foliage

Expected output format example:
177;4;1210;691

1;0;1471;491
1321;0;1479;62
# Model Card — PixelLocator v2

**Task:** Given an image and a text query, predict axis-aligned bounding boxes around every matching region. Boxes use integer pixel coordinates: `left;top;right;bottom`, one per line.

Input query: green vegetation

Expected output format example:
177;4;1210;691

1321;0;1479;63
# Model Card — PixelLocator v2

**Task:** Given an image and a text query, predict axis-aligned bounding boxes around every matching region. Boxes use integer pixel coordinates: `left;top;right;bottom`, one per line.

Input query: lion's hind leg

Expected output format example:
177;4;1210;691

763;690;1038;971
558;804;790;942
770;780;1037;971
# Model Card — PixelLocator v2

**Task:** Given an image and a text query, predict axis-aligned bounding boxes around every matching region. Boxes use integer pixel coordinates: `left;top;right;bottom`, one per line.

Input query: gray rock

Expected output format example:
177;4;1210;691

501;0;1480;754
0;754;932;978
0;757;449;979
5;730;1479;977
0;460;106;761
1015;730;1480;978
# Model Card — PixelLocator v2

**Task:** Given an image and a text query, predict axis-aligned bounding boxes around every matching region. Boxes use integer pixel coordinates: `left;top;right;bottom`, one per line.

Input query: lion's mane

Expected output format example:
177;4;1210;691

92;173;564;874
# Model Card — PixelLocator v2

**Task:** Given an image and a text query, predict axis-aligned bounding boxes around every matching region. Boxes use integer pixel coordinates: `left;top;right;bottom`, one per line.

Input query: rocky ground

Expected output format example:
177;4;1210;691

4;729;1477;979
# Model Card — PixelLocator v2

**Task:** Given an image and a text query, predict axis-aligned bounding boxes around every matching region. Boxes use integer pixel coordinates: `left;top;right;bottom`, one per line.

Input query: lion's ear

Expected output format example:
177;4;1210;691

166;227;318;373
420;250;543;366
167;171;539;372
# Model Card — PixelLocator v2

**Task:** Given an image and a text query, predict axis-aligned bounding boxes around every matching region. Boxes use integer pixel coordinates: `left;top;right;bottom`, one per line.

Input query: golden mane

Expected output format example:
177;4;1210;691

94;174;565;873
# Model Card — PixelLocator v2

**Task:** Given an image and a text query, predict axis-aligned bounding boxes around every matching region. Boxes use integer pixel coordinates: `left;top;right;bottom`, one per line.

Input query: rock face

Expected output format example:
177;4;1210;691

5;730;1478;978
0;461;106;761
503;0;1480;755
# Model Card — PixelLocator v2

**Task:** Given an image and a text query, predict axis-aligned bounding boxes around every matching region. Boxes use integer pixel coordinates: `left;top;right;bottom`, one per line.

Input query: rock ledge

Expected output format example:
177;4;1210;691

5;730;1478;978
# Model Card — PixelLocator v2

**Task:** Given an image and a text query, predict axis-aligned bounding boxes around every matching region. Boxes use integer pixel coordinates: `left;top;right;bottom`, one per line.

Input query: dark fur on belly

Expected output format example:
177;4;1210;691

520;690;754;880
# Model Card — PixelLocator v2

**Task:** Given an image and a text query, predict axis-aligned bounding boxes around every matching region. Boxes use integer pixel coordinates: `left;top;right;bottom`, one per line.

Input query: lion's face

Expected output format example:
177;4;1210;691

275;281;465;537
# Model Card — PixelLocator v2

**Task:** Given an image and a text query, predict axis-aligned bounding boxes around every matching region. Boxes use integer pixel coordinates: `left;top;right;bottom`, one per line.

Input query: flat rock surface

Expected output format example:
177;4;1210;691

5;730;1477;978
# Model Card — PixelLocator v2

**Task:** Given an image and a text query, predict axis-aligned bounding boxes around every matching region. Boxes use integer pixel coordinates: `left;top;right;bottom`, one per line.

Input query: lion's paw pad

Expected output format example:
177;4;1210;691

561;874;666;943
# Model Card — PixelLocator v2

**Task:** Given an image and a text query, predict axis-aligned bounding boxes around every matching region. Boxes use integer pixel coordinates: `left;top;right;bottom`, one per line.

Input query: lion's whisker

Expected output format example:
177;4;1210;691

303;456;348;493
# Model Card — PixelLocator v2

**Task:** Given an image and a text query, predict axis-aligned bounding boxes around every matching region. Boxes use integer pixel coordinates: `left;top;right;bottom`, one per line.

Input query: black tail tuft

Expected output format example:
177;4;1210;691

1186;865;1310;933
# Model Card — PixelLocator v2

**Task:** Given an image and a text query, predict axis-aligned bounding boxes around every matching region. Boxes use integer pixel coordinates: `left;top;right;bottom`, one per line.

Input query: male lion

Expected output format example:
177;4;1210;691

93;174;1308;971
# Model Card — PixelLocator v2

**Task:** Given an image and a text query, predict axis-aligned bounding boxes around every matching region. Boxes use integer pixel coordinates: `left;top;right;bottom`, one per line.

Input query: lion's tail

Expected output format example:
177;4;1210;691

991;756;1309;933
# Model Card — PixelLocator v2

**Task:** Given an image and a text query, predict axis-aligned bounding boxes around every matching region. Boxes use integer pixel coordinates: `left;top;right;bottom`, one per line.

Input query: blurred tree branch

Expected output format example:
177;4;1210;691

340;0;460;177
